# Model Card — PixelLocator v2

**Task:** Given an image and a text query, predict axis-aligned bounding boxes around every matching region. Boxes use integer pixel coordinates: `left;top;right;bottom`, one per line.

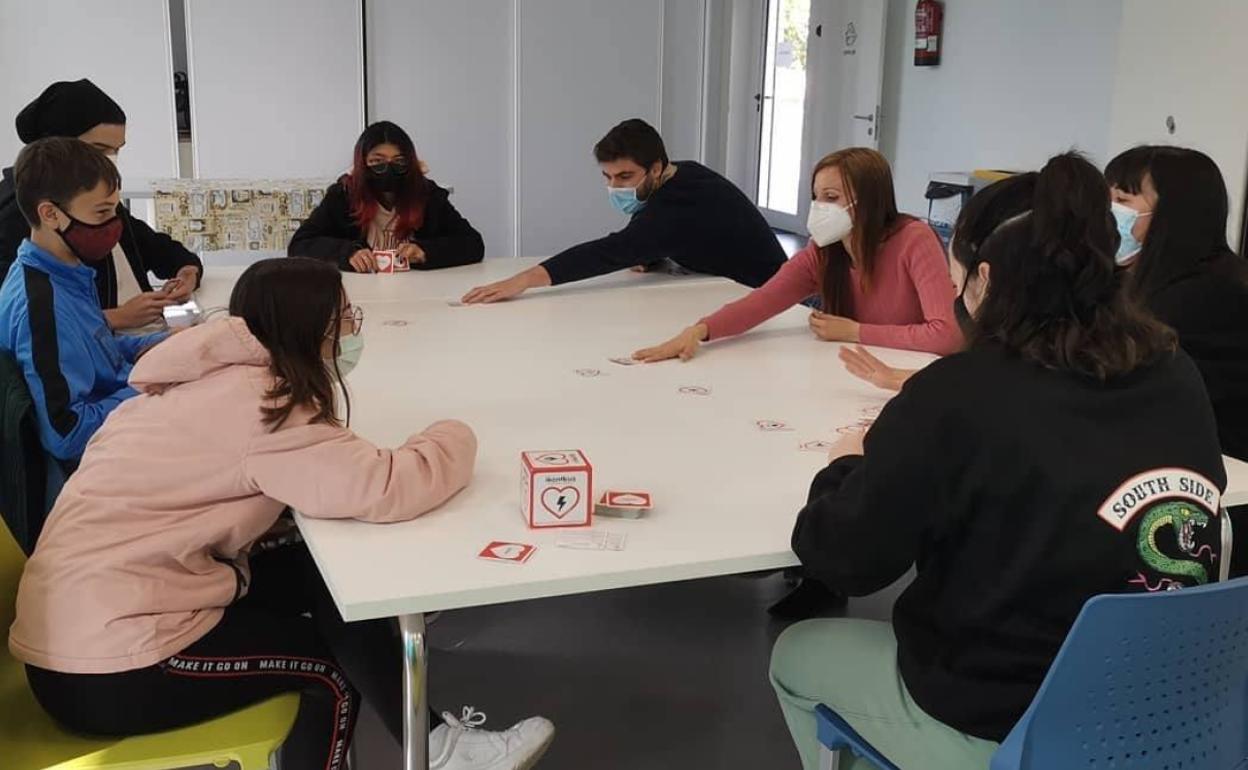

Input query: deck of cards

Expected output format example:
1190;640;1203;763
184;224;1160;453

595;489;653;519
375;249;410;273
521;450;593;528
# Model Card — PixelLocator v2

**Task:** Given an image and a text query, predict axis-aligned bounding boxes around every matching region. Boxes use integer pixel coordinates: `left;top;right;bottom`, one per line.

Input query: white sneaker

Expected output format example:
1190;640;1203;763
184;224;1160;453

429;706;555;770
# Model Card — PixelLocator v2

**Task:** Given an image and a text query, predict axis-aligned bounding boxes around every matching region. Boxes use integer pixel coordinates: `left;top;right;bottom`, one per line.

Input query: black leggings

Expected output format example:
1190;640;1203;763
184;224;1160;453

26;543;436;770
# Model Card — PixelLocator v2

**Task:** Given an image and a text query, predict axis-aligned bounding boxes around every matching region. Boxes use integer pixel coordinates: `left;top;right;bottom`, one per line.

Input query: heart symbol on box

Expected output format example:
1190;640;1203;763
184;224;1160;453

541;486;581;518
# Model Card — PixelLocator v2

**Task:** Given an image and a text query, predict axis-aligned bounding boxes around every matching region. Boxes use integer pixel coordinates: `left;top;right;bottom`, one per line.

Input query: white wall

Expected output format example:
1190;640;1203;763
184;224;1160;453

364;0;706;258
516;0;665;257
0;0;179;188
880;0;1123;217
661;0;708;163
185;0;364;178
1109;0;1248;244
366;1;515;257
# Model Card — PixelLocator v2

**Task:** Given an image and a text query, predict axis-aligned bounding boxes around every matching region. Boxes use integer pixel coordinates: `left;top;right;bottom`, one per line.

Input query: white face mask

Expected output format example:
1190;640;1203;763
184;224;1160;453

807;201;853;247
332;333;365;378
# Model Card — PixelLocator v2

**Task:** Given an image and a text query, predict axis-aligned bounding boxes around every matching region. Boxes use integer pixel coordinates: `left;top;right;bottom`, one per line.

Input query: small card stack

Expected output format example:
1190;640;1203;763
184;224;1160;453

594;490;653;519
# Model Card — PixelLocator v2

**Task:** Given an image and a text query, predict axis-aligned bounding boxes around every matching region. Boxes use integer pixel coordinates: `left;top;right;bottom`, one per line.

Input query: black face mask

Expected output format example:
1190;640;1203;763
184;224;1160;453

365;161;410;194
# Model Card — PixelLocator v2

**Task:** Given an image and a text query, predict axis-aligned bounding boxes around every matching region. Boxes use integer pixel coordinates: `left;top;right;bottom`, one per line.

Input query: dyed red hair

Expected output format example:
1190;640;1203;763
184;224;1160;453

344;121;429;241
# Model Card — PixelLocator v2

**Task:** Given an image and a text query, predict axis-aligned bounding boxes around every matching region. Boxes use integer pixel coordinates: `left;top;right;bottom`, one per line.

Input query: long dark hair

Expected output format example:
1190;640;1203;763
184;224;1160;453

228;258;348;430
343;121;429;241
950;172;1039;273
810;148;911;314
962;152;1175;380
1105;145;1238;300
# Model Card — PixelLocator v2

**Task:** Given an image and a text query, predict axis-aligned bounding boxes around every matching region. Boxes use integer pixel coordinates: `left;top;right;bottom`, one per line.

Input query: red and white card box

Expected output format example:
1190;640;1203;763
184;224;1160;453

521;450;593;528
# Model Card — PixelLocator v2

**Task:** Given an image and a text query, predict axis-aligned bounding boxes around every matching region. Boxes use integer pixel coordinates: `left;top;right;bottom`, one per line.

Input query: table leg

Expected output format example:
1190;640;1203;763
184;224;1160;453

400;612;429;769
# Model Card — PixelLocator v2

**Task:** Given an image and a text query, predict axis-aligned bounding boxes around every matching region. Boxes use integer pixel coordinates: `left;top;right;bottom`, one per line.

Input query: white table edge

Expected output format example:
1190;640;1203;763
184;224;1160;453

292;518;800;622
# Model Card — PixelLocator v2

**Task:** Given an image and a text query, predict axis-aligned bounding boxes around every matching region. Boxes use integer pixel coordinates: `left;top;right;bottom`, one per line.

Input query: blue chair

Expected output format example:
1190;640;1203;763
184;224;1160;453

815;703;900;770
816;577;1248;770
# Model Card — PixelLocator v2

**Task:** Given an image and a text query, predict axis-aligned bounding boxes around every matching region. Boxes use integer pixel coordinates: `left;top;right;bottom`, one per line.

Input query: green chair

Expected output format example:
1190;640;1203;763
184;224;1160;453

0;524;300;769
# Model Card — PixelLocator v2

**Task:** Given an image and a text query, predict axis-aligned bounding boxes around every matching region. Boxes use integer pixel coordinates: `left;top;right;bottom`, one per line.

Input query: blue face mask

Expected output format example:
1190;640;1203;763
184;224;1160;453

1111;201;1151;266
607;182;647;216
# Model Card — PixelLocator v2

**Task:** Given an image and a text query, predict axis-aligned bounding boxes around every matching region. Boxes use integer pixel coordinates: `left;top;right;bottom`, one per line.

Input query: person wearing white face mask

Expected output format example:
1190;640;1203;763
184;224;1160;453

10;257;556;770
771;153;1225;770
634;147;962;363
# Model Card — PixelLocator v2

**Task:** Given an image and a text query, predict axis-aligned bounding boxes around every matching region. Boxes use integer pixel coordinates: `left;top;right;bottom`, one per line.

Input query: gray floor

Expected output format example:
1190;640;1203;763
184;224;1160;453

352;571;909;769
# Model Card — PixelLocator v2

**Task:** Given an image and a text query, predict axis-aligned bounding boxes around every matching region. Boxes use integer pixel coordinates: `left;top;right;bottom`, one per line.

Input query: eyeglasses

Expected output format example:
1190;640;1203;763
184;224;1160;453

341;305;364;336
366;160;410;176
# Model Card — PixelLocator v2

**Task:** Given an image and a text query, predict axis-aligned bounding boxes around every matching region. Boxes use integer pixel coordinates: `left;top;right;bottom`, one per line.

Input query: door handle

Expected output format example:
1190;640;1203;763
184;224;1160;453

852;113;874;122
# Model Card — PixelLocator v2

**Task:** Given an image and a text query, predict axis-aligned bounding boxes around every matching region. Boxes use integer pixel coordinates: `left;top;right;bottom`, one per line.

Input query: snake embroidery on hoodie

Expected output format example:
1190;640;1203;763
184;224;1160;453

1097;468;1222;592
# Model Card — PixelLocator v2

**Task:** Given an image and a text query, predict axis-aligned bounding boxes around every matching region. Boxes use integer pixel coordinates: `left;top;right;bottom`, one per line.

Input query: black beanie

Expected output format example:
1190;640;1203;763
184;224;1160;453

15;79;127;144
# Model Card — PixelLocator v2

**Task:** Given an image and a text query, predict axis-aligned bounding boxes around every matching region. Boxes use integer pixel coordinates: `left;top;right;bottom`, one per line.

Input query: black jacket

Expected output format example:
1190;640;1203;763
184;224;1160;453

287;178;484;271
0;350;49;555
793;344;1227;741
1;166;203;308
1144;250;1248;462
540;161;786;289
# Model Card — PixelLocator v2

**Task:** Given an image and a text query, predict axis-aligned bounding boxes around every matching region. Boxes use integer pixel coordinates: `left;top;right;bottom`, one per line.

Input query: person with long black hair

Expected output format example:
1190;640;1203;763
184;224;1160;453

769;154;1227;770
1105;145;1248;463
289;121;484;272
10;258;554;770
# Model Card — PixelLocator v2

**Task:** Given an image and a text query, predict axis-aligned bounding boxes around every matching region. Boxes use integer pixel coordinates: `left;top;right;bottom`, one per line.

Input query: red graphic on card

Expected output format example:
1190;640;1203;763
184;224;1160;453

478;541;536;563
541;486;581;518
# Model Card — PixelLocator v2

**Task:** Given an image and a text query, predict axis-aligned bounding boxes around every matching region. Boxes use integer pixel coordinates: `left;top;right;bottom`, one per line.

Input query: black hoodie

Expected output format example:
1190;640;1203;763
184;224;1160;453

793;344;1228;741
1144;250;1248;462
0;166;203;308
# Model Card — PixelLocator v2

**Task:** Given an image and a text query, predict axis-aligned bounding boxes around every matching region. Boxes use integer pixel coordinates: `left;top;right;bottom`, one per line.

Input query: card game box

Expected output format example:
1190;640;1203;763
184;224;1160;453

375;249;410;273
521;450;593;528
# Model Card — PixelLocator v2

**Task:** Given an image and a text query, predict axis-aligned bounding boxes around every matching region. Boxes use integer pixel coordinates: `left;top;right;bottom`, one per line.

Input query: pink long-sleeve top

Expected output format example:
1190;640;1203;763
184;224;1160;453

700;217;963;355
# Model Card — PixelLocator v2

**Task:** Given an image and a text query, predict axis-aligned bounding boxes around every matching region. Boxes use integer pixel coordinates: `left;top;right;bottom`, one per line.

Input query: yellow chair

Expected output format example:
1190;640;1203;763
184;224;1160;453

0;525;300;769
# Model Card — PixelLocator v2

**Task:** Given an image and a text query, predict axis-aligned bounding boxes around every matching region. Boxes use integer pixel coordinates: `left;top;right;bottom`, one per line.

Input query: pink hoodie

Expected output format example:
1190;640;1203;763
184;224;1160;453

10;317;476;674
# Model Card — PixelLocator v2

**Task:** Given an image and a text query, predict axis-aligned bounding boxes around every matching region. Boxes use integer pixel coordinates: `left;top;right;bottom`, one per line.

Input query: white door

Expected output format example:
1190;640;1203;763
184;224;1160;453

750;0;887;233
752;0;812;232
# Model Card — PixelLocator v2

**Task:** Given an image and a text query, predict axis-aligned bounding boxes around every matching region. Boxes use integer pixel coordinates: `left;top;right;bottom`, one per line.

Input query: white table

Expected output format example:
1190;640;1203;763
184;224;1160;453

193;256;717;309
192;260;1248;769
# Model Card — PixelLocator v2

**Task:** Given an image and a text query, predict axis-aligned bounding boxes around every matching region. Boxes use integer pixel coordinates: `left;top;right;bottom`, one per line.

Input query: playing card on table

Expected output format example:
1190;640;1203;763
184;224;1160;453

555;531;628;551
798;440;835;453
608;356;640;366
755;419;794;432
477;541;536;564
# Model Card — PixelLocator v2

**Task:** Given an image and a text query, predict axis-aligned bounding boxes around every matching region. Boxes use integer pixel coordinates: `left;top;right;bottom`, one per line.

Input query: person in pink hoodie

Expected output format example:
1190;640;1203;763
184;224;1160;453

9;258;554;770
634;147;963;363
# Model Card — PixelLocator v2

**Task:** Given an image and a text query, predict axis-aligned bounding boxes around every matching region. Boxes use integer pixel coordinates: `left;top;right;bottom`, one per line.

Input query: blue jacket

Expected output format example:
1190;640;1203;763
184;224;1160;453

0;240;166;461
